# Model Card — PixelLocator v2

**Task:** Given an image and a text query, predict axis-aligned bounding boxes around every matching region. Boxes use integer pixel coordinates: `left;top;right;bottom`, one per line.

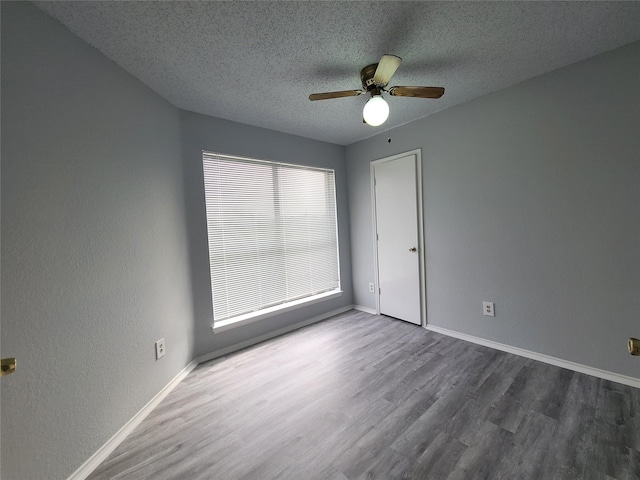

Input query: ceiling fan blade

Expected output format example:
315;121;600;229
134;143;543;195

309;90;364;101
373;54;402;85
389;86;445;99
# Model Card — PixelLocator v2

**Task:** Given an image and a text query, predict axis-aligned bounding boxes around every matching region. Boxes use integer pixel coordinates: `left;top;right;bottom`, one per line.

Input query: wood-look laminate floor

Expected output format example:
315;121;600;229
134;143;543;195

88;311;639;480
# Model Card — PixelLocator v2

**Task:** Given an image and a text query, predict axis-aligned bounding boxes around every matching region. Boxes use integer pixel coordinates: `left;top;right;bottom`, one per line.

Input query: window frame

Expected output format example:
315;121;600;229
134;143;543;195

201;151;342;333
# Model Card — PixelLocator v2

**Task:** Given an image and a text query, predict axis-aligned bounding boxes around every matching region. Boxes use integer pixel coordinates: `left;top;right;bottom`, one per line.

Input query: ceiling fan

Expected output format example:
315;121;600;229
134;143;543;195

309;54;445;126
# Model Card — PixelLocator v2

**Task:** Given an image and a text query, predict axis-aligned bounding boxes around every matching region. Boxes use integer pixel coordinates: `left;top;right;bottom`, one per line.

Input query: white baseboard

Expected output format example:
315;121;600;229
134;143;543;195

426;324;640;389
197;305;354;364
67;359;199;480
353;304;377;315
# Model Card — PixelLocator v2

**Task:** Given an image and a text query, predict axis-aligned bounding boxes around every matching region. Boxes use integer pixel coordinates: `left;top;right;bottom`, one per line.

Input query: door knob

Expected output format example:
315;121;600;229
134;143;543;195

409;247;417;252
1;358;16;377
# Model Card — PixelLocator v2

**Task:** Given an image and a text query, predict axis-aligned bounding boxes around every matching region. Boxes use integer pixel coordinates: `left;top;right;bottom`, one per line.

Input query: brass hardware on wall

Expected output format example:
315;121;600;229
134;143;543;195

1;358;17;377
628;338;640;356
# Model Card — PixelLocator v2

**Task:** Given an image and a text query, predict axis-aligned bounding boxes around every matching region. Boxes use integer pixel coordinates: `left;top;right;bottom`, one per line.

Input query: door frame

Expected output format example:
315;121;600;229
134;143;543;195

370;148;427;327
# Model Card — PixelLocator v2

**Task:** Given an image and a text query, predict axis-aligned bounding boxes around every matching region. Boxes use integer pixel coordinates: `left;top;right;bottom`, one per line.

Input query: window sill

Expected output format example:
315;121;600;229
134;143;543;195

212;290;343;334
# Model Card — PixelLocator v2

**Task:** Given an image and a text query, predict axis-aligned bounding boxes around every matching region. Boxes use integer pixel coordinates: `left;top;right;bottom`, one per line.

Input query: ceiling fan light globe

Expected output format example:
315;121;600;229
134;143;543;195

363;96;389;126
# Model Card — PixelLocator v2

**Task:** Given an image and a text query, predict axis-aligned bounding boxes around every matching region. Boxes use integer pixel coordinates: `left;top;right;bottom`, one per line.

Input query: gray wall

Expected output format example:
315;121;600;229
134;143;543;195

1;3;193;479
346;41;640;379
180;111;353;358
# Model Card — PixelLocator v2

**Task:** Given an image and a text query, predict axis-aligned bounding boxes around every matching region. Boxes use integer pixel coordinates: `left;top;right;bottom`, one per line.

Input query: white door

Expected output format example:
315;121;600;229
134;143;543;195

373;153;423;325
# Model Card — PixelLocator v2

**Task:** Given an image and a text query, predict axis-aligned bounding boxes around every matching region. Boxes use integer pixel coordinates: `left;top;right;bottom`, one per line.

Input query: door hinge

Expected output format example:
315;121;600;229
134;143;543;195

379;287;381;294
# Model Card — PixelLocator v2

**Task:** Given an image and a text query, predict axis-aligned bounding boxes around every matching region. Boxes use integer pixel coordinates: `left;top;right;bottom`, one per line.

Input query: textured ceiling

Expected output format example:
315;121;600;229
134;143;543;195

35;1;640;146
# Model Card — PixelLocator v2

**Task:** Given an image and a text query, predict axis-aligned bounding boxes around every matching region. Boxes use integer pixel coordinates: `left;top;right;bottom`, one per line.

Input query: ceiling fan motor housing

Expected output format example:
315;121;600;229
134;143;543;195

360;63;381;90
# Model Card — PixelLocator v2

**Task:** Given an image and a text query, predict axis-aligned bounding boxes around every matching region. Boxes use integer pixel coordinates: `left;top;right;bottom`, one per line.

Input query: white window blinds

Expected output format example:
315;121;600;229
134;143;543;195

202;152;340;323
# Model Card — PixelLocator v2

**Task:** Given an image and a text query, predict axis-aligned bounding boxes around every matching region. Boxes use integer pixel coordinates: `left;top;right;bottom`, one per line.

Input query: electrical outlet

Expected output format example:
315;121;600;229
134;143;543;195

369;282;375;293
483;302;495;317
155;338;166;359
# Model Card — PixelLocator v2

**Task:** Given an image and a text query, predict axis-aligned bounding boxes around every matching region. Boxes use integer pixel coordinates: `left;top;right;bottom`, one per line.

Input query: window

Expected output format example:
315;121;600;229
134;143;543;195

202;152;341;330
